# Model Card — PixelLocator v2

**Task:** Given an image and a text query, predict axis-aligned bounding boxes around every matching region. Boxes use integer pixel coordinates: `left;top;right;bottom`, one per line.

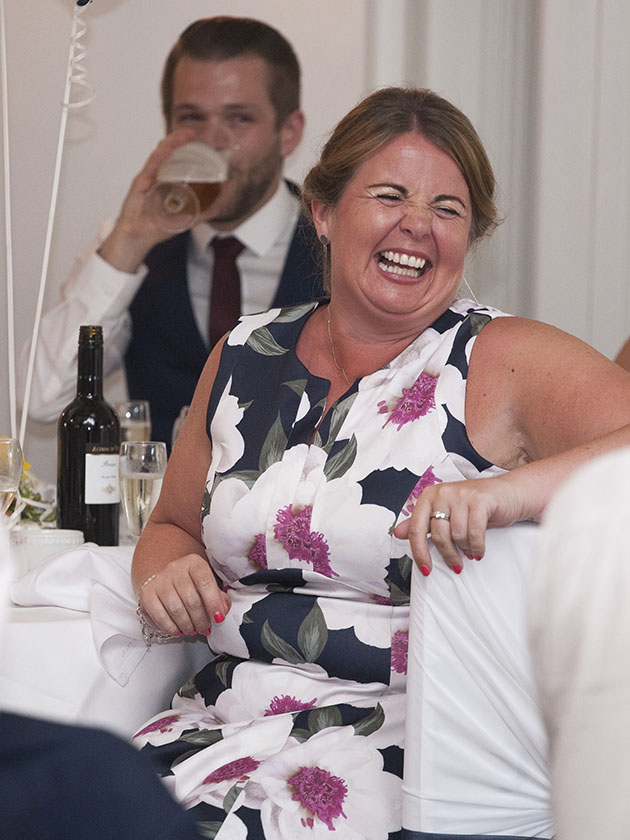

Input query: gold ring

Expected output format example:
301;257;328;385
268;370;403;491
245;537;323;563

429;510;451;521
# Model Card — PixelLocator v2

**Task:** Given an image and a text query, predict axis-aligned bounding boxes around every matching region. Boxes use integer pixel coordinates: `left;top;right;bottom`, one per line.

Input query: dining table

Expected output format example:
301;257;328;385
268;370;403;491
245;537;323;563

0;539;210;738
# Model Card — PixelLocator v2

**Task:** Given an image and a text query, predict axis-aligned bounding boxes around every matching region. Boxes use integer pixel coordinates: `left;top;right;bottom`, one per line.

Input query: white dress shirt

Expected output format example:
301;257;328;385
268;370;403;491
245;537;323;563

17;183;300;423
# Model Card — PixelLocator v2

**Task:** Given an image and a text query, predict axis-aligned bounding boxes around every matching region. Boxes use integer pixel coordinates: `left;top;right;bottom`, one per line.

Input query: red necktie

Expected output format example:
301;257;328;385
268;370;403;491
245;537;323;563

209;236;245;348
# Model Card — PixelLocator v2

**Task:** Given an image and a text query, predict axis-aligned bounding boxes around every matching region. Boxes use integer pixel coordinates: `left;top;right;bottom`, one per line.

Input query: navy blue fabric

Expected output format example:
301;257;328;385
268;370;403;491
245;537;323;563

0;712;202;839
125;181;322;447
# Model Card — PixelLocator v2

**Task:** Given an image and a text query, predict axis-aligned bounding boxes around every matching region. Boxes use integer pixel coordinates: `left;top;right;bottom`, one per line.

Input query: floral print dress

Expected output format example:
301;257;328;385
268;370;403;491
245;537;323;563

133;298;508;840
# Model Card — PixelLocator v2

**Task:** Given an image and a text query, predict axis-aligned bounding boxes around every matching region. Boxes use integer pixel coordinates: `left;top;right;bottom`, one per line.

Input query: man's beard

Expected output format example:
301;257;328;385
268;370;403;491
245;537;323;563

209;142;283;226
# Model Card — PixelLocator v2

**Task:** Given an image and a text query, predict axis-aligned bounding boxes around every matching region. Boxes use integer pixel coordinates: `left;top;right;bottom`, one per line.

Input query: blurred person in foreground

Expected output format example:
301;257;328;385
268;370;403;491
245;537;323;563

127;87;630;838
18;16;322;446
530;446;630;840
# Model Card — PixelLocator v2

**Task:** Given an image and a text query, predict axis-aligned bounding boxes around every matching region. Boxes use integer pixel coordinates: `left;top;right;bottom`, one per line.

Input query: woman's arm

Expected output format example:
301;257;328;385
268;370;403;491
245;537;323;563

131;338;230;638
615;336;630;371
396;317;630;572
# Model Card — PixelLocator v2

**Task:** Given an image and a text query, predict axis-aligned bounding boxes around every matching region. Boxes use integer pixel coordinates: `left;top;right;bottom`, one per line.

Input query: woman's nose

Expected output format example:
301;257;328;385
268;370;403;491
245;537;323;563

399;203;432;238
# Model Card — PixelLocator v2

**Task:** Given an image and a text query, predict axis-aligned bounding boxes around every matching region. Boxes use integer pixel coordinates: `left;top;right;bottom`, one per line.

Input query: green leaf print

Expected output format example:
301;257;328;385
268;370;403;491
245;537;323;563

352;703;385;737
469;312;491;336
201;485;212;521
196;822;223;839
223;783;244;813
283;378;308;397
289;727;312;743
180;729;224;747
261;619;305;664
324;392;358;453
397;554;413;582
214;469;259;490
387;580;411;606
247;326;290;356
274;301;318;322
297;601;328;662
259;413;288;472
308;705;343;733
215;659;231;687
178;678;197;700
324;434;358;481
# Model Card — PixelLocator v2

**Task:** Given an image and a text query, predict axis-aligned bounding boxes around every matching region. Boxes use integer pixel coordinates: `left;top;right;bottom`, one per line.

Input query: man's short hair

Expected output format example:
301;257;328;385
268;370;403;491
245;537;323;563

161;17;301;129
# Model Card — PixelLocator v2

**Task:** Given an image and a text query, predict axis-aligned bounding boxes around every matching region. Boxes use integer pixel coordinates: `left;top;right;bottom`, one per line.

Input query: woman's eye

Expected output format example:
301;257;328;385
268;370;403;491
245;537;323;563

435;205;461;217
375;192;403;203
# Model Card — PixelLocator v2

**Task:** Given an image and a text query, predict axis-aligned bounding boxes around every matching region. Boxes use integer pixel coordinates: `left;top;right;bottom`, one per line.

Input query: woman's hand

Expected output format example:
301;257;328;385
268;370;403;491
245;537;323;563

394;475;528;575
137;553;231;638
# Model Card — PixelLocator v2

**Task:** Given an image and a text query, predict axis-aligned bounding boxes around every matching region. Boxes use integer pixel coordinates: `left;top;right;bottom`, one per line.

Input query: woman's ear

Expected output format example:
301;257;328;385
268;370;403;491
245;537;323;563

311;200;331;242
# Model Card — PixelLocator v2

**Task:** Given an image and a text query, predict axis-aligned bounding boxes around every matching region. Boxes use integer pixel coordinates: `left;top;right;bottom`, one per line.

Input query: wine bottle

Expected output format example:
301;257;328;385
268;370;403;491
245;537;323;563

57;325;120;545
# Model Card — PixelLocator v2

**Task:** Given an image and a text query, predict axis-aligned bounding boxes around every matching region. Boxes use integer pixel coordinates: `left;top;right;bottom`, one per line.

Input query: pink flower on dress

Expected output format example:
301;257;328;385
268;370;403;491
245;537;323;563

377;372;438;430
203;756;261;786
274;504;337;578
371;594;393;606
288;765;348;830
402;465;443;517
391;630;409;675
248;533;268;570
134;714;180;737
264;694;318;716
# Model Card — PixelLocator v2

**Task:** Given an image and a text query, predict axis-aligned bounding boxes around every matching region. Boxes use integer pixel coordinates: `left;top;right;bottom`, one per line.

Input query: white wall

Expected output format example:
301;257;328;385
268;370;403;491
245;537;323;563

3;0;629;485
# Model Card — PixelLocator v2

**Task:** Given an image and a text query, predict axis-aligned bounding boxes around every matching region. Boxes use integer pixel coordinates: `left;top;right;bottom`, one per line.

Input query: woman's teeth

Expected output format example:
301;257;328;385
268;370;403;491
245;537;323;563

378;250;427;278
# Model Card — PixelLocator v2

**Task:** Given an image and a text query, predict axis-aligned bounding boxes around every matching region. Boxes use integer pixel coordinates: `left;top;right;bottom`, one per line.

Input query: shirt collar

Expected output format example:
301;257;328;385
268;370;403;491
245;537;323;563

190;180;299;258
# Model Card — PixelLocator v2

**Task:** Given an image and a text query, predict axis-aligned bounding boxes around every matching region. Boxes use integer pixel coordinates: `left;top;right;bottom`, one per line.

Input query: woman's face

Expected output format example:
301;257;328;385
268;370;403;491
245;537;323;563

313;132;473;333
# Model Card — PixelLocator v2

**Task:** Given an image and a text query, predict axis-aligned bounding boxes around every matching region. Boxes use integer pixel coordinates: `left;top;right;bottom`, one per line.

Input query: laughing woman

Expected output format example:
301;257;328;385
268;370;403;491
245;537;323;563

129;87;630;839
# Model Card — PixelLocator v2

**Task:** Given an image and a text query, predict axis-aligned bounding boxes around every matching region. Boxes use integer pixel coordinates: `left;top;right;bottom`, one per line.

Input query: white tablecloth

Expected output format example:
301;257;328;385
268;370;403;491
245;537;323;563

0;543;209;738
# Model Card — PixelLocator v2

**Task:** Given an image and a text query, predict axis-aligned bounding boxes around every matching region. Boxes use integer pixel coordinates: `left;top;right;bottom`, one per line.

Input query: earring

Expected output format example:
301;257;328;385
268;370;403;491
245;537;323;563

319;234;329;246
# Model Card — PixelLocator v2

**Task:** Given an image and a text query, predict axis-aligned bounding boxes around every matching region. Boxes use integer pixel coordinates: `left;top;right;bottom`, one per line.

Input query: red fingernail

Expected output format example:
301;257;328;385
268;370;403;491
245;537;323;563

420;565;431;577
213;611;225;623
201;628;211;636
452;564;463;575
465;553;482;562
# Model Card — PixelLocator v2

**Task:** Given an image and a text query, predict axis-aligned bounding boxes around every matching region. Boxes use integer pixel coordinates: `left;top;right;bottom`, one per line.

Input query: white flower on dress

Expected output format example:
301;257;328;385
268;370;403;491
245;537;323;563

207;376;245;485
203;445;393;596
335;362;447;481
317;597;393;650
173;715;292;810
132;707;216;748
228;309;282;346
209;660;386;734
248;726;401;839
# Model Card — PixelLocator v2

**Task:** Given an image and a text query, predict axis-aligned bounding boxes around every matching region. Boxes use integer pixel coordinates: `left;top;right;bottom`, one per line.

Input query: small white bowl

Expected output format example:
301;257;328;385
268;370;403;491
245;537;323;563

9;526;84;576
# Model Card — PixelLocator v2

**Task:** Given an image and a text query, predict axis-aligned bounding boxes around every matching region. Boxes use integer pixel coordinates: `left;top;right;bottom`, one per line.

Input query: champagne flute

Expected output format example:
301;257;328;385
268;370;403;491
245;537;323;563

144;128;232;233
119;441;167;540
117;400;152;442
0;437;23;516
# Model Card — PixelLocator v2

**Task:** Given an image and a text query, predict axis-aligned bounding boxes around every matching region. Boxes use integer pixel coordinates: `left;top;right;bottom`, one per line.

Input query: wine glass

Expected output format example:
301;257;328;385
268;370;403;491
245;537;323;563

144;128;232;233
117;400;152;442
0;437;23;516
119;441;167;540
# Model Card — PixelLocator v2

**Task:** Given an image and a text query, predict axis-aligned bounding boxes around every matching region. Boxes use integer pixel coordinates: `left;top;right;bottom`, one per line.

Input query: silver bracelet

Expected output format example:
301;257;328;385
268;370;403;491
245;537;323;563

135;574;173;647
136;604;174;647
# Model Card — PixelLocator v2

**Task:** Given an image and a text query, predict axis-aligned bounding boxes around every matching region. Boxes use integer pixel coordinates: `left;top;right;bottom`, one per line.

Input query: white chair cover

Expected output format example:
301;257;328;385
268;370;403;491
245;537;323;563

402;523;553;837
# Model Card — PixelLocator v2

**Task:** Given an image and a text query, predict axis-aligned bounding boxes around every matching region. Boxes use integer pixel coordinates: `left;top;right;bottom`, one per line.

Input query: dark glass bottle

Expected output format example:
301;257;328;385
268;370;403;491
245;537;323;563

57;325;120;545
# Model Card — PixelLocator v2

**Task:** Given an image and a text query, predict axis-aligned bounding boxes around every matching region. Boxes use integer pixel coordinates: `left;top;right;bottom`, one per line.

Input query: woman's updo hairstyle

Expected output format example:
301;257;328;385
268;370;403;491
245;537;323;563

302;86;499;245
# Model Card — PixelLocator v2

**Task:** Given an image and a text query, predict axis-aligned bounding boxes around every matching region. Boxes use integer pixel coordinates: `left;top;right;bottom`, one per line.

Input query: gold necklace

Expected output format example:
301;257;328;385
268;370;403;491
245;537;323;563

326;309;351;387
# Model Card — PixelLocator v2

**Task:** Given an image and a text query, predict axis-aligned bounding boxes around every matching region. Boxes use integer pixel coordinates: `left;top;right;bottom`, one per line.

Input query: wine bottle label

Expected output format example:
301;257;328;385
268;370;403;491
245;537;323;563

84;443;120;504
